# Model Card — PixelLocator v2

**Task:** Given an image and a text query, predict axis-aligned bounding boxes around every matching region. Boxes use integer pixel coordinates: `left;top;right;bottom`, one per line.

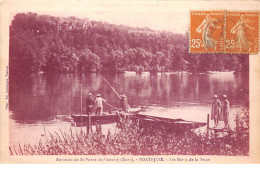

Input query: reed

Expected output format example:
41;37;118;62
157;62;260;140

9;108;249;155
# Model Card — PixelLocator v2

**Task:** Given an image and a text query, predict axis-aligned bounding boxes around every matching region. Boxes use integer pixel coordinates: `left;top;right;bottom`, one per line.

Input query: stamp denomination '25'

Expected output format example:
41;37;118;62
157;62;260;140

226;11;259;54
190;11;224;53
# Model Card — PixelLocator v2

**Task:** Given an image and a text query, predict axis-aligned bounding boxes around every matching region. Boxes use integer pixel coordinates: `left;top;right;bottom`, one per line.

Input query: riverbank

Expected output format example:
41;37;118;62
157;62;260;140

34;70;238;75
9;107;249;155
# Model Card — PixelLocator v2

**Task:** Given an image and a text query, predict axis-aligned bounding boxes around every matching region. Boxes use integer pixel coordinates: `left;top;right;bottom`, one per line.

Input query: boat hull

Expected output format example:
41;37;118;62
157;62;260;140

71;110;206;131
71;114;118;122
71;109;142;123
132;114;207;131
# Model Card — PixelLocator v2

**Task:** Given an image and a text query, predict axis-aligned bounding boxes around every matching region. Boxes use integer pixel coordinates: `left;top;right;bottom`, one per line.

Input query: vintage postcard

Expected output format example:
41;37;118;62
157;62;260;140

0;0;260;164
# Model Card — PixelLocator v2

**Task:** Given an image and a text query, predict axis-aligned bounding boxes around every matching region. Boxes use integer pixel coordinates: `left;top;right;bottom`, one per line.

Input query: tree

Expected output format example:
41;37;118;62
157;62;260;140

111;49;124;71
9;12;249;74
78;49;101;72
228;55;240;71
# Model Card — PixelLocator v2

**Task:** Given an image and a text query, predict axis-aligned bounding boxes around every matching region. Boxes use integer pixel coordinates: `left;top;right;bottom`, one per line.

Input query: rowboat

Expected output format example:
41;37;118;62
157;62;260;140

71;110;206;132
71;114;118;126
71;108;142;123
71;114;118;122
74;76;206;131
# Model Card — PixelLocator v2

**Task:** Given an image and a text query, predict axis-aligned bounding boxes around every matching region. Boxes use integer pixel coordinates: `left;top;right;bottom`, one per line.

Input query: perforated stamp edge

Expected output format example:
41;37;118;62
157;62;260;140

224;10;259;55
189;10;260;55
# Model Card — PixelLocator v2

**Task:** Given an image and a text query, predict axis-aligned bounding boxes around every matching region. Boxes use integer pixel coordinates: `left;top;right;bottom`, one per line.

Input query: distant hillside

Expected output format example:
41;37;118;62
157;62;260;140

9;12;248;74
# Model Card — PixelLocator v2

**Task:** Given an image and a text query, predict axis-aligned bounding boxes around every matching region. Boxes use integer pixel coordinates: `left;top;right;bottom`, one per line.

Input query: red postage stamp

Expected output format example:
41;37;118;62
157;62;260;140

190;11;225;53
225;11;259;54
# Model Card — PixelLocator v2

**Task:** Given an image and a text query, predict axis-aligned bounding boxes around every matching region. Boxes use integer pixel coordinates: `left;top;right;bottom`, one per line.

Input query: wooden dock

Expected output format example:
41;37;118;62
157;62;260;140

206;114;233;138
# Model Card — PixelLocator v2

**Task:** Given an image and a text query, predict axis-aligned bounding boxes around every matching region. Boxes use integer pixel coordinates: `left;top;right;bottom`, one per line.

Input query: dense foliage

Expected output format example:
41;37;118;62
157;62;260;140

10;13;249;73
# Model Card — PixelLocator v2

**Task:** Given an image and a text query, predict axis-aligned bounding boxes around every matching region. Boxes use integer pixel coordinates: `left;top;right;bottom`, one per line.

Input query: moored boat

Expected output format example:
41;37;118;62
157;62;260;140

132;114;207;131
71;108;207;131
71;113;118;122
71;108;143;122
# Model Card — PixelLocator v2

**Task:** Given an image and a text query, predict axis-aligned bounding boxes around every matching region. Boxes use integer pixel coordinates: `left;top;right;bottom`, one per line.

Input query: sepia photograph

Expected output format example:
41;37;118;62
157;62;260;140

1;0;260;164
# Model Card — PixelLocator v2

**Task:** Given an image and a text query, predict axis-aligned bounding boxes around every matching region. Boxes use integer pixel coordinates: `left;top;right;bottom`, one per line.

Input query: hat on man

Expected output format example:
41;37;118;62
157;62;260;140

89;93;92;96
97;94;101;97
213;95;218;99
223;94;227;98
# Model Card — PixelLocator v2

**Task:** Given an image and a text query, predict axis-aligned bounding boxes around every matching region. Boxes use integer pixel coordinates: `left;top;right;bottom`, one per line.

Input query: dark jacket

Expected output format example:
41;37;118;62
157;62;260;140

120;97;128;112
86;95;95;106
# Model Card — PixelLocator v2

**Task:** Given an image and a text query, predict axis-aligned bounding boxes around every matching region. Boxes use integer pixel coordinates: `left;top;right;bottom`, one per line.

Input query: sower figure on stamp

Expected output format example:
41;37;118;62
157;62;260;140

95;94;106;115
86;93;95;115
211;95;222;128
231;15;255;52
219;95;230;129
196;13;221;50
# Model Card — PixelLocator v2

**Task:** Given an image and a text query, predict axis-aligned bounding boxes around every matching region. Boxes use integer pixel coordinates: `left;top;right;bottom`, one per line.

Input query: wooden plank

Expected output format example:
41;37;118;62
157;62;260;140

135;114;184;122
208;127;230;132
206;114;209;138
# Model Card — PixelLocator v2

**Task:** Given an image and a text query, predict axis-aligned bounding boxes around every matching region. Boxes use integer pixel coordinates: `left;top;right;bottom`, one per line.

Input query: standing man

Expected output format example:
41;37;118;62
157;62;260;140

220;95;230;129
120;93;129;113
86;93;95;115
95;94;106;115
211;95;221;128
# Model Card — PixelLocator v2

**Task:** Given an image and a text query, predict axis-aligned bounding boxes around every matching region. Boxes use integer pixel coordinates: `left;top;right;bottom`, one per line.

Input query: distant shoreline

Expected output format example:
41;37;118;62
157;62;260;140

33;70;238;75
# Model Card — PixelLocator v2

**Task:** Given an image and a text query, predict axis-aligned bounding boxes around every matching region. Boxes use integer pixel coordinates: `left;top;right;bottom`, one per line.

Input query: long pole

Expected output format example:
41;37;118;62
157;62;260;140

88;94;91;134
206;114;209;138
101;75;133;114
80;84;82;130
105;102;118;110
88;107;91;134
102;76;121;99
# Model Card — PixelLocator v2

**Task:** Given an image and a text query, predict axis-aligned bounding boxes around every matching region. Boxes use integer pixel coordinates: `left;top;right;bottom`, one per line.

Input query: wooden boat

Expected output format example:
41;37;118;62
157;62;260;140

71;108;206;131
71;108;142;122
71;113;117;122
132;114;207;131
71;114;118;122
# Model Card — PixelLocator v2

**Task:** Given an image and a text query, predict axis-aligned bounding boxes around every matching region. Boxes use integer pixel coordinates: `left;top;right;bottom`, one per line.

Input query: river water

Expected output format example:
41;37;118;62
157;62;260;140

9;72;248;146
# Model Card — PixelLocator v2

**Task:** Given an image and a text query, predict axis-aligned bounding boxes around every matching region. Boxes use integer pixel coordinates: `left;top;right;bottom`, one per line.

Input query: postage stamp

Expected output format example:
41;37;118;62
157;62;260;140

190;11;225;53
190;10;259;54
225;11;259;54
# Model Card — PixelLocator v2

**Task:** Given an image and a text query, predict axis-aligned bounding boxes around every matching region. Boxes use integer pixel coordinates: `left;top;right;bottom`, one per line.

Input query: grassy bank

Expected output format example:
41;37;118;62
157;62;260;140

9;108;249;155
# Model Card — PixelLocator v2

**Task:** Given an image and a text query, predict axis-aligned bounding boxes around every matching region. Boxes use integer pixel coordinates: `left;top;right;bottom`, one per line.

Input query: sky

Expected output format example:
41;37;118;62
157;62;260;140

9;0;260;34
27;6;190;34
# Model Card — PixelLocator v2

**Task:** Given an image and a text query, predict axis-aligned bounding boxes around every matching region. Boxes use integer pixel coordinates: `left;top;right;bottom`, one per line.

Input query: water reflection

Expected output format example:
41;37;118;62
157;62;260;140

9;72;248;124
9;72;248;145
